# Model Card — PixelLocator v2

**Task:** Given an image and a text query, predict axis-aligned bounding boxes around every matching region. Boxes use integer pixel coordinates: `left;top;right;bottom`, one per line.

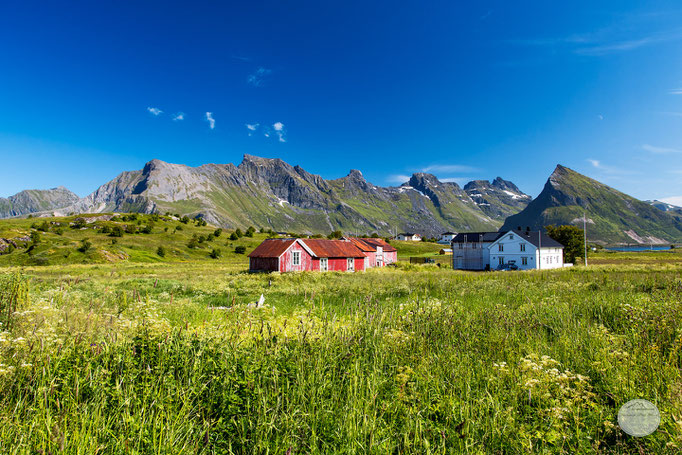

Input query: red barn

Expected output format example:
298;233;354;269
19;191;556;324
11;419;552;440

248;238;366;272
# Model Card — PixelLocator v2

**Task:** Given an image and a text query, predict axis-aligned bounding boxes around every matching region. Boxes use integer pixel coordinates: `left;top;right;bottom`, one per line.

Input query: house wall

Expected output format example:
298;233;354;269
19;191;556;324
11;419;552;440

489;232;563;270
383;251;398;265
365;251;377;267
451;242;493;270
249;257;280;272
279;243;314;272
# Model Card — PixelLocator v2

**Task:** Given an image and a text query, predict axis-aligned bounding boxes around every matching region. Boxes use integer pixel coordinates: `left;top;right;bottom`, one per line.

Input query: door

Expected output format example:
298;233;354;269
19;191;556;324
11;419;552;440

320;258;328;272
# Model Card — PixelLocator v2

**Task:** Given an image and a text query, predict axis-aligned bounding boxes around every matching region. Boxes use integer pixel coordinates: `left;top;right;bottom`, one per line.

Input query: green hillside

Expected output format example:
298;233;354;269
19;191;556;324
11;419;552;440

502;165;682;244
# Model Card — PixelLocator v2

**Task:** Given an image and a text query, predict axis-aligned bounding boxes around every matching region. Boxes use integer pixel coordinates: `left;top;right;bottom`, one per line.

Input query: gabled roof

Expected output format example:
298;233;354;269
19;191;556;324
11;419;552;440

300;239;366;258
441;232;457;235
358;237;397;252
344;237;375;252
505;230;564;248
399;233;419;236
451;232;504;243
248;239;297;258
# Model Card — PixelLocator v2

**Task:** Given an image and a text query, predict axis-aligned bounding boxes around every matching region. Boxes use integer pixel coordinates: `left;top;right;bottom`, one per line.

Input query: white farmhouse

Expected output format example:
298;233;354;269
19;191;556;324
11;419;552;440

438;231;457;244
396;233;422;241
451;229;565;271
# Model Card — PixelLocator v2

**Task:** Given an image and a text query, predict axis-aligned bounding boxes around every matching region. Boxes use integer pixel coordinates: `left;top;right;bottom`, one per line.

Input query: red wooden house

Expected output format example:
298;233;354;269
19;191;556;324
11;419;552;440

344;237;398;268
248;238;366;273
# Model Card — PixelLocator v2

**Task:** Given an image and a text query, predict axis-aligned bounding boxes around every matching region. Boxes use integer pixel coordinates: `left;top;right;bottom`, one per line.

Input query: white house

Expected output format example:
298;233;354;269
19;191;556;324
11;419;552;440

396;233;422;241
451;229;565;271
438;232;458;244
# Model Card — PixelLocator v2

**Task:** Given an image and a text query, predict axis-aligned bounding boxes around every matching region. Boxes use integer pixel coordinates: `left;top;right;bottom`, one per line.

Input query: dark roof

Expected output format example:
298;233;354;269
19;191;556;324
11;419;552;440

358;237;397;252
301;239;366;258
248;239;297;258
441;232;457;235
451;232;504;243
510;230;564;248
399;233;419;236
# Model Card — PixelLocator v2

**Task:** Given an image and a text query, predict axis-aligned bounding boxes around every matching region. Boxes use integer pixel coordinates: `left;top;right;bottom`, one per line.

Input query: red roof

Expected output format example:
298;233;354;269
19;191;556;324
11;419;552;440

248;239;297;258
345;237;375;252
300;239;366;258
358;237;397;252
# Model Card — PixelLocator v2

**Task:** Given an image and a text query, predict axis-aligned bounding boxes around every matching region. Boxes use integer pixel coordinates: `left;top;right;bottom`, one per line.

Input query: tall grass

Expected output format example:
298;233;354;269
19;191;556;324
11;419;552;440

0;265;681;453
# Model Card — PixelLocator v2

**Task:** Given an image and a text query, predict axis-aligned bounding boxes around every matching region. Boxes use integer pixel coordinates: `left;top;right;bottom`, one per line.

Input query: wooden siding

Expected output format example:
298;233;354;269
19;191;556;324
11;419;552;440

279;243;314;272
249;256;280;272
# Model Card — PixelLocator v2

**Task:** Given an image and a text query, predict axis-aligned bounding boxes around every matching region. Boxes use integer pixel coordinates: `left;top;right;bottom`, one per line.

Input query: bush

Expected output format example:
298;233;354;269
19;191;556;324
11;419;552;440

188;235;199;249
245;226;255;237
71;217;87;229
206;234;214;242
327;230;343;239
141;224;154;234
100;225;111;234
157;246;166;257
209;248;222;259
234;246;246;254
78;239;92;253
180;216;190;224
37;221;51;232
55;227;65;236
110;226;124;237
230;232;238;241
214;229;222;237
235;228;243;238
124;224;137;234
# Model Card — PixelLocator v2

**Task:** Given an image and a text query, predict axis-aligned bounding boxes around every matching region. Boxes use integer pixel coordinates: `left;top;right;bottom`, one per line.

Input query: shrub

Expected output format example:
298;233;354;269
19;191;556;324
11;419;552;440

175;225;183;231
235;228;243;238
157;246;166;257
141;224;154;234
71;217;87;229
214;228;222;237
100;225;111;234
230;232;238;241
188;235;199;249
78;239;92;253
198;235;206;243
328;230;343;239
234;246;246;254
180;216;190;224
110;226;124;237
206;234;214;242
209;248;222;259
124;224;137;234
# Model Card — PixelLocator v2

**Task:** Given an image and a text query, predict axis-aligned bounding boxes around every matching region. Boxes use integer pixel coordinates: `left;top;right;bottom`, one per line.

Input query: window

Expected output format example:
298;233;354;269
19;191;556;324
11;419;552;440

458;243;463;249
522;257;528;265
377;246;383;255
498;257;504;266
520;243;526;252
473;243;477;249
292;251;300;266
320;257;328;272
509;234;513;240
498;244;504;252
347;258;354;271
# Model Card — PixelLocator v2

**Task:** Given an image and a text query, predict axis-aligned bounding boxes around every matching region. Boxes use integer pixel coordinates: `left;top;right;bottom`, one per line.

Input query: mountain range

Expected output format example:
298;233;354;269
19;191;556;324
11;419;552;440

1;156;681;243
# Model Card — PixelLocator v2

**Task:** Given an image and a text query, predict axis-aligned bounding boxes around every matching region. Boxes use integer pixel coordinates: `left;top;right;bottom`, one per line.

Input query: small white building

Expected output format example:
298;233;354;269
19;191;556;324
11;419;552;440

396;233;422;241
438;232;458;244
451;229;565;271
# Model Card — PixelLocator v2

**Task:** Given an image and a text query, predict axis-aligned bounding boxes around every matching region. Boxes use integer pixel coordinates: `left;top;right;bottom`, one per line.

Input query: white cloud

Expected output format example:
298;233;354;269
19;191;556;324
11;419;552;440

660;196;682;206
598;114;604;120
586;158;635;176
205;112;215;129
588;159;601;168
387;174;411;184
247;67;272;87
642;143;682;154
147;107;163;116
173;112;185;121
669;89;682;95
272;122;286;142
245;123;259;136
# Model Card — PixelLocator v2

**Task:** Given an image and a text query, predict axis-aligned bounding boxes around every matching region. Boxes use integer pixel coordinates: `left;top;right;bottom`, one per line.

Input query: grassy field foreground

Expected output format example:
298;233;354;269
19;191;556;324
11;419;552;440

0;261;681;454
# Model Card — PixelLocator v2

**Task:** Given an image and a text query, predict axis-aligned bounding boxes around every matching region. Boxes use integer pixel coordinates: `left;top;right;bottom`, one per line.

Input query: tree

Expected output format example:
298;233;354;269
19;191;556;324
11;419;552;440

180;216;190;224
209;248;222;259
157;246;166;257
245;226;256;237
545;225;585;264
234;246;246;254
235;228;243;238
230;232;239;241
328;230;343;239
370;232;380;238
214;228;222;237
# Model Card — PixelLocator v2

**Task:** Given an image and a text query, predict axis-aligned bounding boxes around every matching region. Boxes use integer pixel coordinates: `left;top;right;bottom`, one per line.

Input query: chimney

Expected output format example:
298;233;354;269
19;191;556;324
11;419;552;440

517;226;521;231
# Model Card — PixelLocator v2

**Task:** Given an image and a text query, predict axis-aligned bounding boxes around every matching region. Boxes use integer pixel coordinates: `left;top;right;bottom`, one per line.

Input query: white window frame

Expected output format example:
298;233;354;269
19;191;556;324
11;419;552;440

499;244;504;252
498;256;504;265
347;257;354;271
320;257;328;272
292;251;301;266
522;257;528;265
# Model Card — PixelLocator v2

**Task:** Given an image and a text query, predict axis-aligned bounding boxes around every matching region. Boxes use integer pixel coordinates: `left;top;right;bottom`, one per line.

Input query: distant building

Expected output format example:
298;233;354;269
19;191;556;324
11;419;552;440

439;248;453;255
438;232;458;244
451;229;565;271
396;233;422;241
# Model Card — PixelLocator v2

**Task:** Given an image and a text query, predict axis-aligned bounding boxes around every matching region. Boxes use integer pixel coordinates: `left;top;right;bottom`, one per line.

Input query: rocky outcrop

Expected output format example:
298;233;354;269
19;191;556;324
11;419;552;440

0;187;79;218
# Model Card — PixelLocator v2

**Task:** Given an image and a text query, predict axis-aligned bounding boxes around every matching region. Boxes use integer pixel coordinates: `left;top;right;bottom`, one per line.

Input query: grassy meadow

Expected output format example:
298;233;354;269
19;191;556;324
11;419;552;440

0;217;681;453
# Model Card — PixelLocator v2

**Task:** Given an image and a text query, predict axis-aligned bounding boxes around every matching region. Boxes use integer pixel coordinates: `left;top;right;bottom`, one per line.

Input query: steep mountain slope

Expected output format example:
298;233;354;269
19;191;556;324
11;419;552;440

464;177;531;220
0;187;80;218
647;200;682;215
502;165;682;244
48;155;503;236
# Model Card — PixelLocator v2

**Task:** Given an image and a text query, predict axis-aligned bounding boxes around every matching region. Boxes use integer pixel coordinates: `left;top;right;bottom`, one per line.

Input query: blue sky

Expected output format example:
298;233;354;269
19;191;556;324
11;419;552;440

1;1;682;205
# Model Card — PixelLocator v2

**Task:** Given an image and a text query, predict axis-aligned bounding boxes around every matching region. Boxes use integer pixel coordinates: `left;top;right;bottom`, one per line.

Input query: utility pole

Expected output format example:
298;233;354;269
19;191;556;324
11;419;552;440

583;212;588;267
